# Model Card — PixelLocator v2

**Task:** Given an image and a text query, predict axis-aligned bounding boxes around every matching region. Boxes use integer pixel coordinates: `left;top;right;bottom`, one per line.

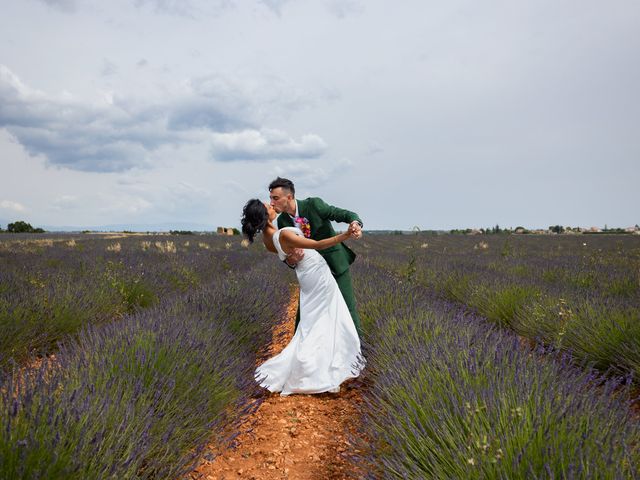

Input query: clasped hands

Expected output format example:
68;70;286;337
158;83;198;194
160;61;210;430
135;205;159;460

286;221;363;266
348;220;363;239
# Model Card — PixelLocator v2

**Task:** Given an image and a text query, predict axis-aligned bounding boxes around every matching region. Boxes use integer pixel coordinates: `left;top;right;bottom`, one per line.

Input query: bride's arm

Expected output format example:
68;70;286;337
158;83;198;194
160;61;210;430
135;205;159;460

280;230;350;251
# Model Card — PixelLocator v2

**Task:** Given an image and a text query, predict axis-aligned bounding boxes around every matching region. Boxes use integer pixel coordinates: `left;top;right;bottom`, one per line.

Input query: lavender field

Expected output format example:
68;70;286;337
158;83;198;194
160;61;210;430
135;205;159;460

1;234;290;478
350;233;640;478
1;233;639;478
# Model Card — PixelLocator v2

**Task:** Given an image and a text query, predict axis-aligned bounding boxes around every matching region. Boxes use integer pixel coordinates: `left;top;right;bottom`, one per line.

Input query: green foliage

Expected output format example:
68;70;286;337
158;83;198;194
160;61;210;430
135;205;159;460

439;272;475;303
103;260;158;313
567;271;596;289
7;221;45;233
164;266;200;293
472;285;540;328
605;277;638;297
500;238;513;257
541;268;562;283
403;255;417;283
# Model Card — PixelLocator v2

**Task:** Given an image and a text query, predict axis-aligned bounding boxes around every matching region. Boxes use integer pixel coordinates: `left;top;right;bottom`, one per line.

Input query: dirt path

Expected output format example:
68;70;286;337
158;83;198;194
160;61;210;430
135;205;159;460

188;287;366;480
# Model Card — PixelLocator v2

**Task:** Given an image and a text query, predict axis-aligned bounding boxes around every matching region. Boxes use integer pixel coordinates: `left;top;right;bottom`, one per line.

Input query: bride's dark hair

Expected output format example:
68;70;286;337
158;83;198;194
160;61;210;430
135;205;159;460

241;199;268;243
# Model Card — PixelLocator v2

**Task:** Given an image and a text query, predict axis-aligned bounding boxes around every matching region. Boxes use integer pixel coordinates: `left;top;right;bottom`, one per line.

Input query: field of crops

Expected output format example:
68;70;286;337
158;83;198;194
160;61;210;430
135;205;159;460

1;233;639;478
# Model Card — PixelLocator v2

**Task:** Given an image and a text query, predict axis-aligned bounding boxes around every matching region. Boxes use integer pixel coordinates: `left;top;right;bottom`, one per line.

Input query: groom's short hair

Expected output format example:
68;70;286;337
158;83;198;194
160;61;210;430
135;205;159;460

269;177;295;196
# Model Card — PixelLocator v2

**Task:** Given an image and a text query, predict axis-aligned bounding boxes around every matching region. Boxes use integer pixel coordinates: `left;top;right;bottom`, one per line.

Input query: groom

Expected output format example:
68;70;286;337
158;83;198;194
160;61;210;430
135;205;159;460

268;177;364;336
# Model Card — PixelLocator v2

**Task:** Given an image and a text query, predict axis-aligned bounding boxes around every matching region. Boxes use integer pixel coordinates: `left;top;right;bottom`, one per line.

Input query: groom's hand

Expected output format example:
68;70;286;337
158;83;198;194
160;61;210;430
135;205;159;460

286;248;305;267
349;221;363;239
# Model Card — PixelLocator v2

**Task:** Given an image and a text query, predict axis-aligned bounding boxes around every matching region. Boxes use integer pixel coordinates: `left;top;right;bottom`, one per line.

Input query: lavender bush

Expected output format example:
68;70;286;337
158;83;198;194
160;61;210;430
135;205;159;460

356;234;640;380
350;260;639;479
0;234;263;371
0;242;290;479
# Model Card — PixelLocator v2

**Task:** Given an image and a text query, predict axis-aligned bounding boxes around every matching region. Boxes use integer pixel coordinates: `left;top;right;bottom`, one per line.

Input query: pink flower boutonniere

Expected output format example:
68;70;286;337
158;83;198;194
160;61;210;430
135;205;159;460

294;216;311;238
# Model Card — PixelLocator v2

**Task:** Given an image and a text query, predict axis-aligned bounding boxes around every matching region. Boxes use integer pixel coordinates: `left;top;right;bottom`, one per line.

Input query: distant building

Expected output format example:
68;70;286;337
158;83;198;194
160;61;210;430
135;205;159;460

217;227;235;236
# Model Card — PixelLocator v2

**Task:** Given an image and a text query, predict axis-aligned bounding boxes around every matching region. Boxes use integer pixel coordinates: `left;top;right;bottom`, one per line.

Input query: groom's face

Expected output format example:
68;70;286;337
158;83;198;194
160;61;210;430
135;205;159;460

269;187;293;214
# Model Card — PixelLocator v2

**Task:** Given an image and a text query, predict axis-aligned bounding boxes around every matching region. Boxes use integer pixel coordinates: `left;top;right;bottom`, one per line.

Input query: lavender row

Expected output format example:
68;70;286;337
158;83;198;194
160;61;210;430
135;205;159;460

353;234;640;379
0;252;289;479
0;234;263;371
350;260;639;478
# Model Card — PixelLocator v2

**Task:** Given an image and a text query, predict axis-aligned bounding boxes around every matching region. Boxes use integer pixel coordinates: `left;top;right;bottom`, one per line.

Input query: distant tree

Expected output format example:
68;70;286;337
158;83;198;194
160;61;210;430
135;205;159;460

549;225;564;234
7;221;44;233
232;228;241;235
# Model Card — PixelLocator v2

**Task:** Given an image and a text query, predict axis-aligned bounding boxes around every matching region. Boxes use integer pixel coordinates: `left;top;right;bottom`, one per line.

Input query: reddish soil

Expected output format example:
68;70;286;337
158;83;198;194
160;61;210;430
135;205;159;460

187;288;367;480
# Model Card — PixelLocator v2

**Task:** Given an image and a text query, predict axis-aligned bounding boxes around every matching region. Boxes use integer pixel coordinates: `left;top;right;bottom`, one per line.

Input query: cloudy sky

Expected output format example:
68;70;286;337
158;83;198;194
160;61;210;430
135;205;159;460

1;0;638;230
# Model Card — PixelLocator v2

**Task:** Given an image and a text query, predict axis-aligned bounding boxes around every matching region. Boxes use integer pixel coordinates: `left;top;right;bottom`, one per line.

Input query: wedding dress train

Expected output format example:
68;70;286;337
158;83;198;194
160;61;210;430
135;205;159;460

255;227;365;396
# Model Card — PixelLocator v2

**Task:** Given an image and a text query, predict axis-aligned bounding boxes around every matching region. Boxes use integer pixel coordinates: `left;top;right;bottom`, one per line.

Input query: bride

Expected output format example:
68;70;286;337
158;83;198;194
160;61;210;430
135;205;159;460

241;199;365;396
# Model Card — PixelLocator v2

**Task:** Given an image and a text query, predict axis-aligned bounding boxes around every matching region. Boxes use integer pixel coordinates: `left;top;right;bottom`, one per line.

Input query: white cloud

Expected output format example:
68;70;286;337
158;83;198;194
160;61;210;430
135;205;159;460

49;195;79;211
0;200;26;212
0;65;326;172
324;0;364;19
35;0;76;13
270;158;353;190
101;59;118;77
259;0;291;16
211;129;327;161
133;0;234;17
113;178;214;215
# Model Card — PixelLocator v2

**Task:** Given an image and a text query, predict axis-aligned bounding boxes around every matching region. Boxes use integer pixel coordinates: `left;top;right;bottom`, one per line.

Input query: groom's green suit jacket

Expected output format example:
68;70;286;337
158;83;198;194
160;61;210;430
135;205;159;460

276;197;362;276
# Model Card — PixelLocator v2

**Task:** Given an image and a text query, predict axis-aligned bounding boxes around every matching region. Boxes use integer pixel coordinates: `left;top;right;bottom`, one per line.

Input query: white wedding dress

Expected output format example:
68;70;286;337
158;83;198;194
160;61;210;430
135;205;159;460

255;227;365;396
